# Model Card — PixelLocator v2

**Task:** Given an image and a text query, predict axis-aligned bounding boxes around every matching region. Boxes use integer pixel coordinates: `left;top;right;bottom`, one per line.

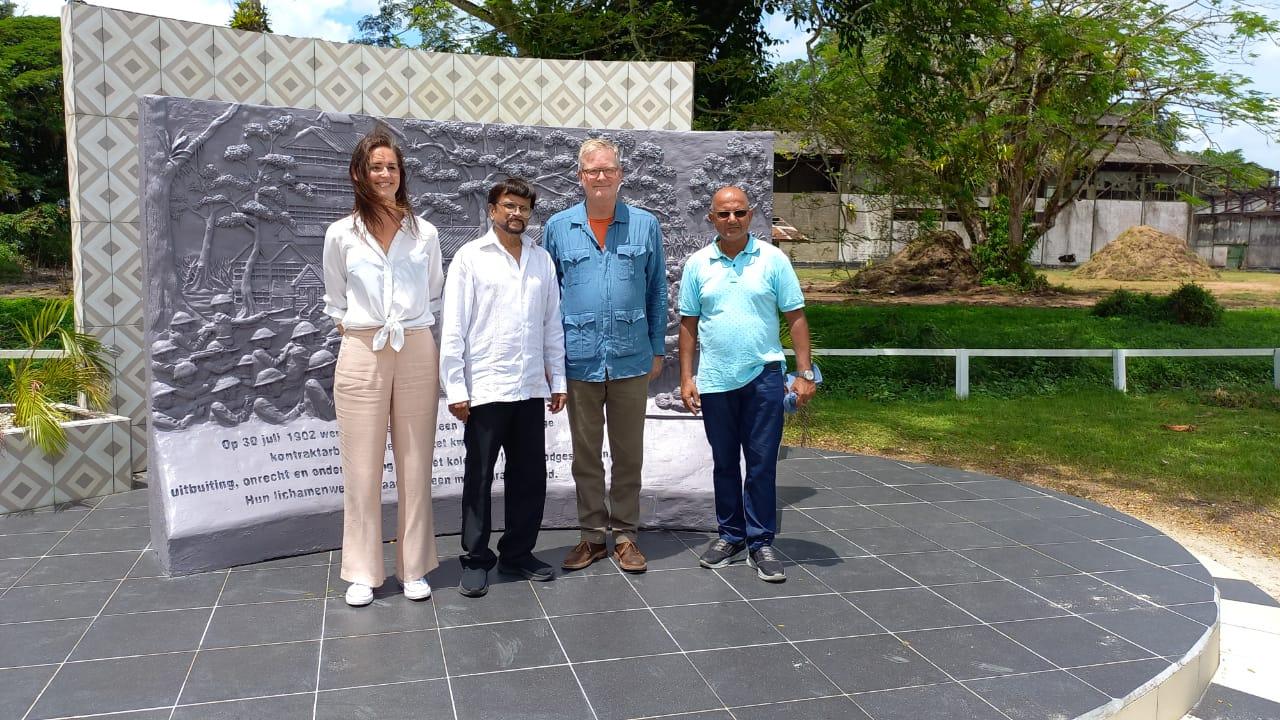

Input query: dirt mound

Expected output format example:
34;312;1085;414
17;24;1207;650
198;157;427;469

844;230;980;294
1075;225;1218;281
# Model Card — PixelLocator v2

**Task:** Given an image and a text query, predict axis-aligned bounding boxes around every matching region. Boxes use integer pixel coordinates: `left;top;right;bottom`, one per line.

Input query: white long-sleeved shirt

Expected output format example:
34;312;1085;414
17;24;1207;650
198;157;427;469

439;228;567;407
322;213;444;352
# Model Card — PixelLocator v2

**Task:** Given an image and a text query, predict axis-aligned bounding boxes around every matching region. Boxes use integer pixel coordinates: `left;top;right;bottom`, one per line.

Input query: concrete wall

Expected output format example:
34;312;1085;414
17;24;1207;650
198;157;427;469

62;4;695;473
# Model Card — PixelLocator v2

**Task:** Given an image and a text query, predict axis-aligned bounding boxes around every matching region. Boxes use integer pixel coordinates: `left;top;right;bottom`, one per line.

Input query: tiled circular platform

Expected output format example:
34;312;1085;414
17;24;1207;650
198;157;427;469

0;449;1218;720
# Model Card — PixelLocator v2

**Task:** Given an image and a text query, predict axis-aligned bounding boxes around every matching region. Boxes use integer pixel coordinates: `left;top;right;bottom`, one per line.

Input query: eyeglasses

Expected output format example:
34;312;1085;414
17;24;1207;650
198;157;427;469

580;167;621;179
496;201;532;216
711;209;751;220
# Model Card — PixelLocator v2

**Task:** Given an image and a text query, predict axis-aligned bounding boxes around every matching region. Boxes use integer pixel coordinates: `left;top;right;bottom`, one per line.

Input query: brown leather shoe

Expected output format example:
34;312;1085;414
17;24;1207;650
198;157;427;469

613;539;647;573
562;541;608;570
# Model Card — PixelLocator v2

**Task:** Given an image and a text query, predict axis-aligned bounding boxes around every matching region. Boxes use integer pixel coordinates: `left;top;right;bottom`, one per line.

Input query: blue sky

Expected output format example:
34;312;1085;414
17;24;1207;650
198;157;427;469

21;0;1280;170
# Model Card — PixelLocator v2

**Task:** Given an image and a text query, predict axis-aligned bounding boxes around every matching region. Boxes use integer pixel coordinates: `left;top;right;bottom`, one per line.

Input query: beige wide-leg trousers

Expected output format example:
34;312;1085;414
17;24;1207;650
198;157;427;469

335;327;439;587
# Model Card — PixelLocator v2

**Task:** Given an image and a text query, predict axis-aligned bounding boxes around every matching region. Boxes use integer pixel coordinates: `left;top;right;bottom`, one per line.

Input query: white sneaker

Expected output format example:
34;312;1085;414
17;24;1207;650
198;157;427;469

402;576;432;601
344;582;373;607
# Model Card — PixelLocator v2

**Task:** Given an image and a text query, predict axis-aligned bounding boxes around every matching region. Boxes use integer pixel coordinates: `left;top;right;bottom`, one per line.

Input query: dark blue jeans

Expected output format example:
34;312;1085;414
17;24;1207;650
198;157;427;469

699;364;784;551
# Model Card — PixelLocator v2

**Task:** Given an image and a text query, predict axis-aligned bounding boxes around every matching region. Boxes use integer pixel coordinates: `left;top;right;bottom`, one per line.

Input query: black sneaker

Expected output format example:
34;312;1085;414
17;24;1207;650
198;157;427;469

747;546;786;583
498;555;554;582
459;566;489;597
699;538;746;569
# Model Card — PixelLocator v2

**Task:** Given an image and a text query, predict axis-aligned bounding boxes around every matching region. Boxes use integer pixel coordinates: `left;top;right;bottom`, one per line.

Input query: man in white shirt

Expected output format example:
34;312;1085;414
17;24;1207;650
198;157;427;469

440;178;568;598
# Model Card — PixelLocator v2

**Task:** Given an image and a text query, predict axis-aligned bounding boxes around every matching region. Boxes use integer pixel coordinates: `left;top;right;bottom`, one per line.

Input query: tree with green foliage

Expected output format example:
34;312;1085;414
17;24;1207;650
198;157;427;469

355;0;779;129
763;0;1280;286
229;0;272;34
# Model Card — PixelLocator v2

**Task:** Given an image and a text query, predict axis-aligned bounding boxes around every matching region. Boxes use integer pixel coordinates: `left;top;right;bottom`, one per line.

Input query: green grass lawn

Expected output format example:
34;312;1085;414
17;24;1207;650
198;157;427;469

787;388;1280;506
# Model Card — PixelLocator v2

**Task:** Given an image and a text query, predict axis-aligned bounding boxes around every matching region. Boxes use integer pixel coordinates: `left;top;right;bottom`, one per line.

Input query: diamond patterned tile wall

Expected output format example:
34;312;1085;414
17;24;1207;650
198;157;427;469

61;4;693;478
362;45;410;118
159;17;216;101
129;422;148;475
583;60;629;129
265;35;315;109
52;418;130;504
100;10;161;119
0;438;54;512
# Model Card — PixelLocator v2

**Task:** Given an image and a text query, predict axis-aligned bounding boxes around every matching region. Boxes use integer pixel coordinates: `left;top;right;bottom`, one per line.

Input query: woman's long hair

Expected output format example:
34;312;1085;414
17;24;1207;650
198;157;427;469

348;129;417;238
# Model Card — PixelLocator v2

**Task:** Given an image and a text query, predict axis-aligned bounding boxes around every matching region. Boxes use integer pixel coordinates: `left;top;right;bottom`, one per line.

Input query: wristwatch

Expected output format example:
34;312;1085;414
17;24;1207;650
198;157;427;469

797;369;816;381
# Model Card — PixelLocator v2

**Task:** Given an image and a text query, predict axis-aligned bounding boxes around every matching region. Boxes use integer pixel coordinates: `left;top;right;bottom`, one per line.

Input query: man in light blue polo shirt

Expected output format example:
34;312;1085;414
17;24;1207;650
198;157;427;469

678;185;816;583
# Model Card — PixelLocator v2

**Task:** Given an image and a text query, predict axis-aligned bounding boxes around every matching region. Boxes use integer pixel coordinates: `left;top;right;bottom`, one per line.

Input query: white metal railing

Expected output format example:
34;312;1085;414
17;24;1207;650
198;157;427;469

787;347;1280;399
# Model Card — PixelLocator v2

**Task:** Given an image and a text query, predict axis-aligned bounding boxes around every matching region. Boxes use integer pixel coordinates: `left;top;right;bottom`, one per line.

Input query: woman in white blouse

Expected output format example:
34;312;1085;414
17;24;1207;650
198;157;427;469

322;130;444;607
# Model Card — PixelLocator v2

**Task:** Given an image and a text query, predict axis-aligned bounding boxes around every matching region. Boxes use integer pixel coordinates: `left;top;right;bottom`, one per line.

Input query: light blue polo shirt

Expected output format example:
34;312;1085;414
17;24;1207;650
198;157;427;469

678;234;805;394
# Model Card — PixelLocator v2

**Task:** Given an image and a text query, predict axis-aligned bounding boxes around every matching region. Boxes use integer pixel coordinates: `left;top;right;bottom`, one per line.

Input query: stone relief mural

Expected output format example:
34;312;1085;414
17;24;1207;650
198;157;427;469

141;96;774;429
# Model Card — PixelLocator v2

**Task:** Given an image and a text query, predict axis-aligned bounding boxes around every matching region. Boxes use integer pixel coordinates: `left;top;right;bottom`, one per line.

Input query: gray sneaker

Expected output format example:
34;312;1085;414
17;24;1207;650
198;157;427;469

748;546;786;582
699;539;746;569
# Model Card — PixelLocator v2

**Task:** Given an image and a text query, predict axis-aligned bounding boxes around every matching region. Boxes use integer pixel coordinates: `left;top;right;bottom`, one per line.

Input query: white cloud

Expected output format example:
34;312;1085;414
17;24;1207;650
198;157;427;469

764;10;811;63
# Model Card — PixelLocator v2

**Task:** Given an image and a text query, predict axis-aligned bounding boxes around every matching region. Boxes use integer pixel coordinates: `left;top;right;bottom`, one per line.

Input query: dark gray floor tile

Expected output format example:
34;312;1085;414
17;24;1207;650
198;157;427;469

880;551;999;585
785;488;858;509
935;500;1028;523
1094;566;1215;605
1082;607;1211;656
0;531;65;558
0;509;90;534
997;496;1094;519
28;652;193;719
77;711;171;720
434;575;543;627
846;587;977;632
804;556;918;593
72;608;211;660
1169;601;1219;626
776;509;828;533
632;535;703;570
179;641;319;704
872;503;967;527
896;484;982;502
952;479;1045;499
577;653;721;720
1169;561;1213;585
550;608;679;661
76;506;150;530
1030;541;1151;572
0;557;36;586
92;490;148;509
798;506;899;531
912;467;1001;484
853;682;1007;720
628;567;741;606
717;561;831;599
1192;682;1280;720
104;573;227;614
218;565;329;605
1021;573;1150;614
0;580;119;622
1105;536;1198;567
820;471;891;488
978;518;1084;545
654;600;785;650
1069;658;1170;698
910;522;1017;551
49;527;152;555
960;546;1079;580
838;485;920;505
933;581;1069;622
320;629;444;689
691;642;839;706
773;531;864;561
0;617;91;668
203;598;324;648
441;618;564;675
172;693;315;720
838;527;942;555
751;593;879;641
1050;514;1158;541
322;594;437;638
800;633;948;693
781;458;852;474
127;549;164;578
532;571;647;615
900;624;1053;680
233;550;330;572
450;665;593;720
1216;577;1280;607
316;678;453;720
16;550;142;585
0;664;57;714
735;696;870;720
994;615;1154;667
965;669;1110;720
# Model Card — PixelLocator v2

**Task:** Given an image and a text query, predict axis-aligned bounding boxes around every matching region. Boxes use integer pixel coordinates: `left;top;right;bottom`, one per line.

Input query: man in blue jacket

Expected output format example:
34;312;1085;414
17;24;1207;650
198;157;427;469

543;137;667;573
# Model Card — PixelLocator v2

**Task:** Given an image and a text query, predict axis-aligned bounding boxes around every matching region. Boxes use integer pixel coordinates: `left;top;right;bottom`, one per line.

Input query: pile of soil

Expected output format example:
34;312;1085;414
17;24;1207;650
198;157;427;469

844;230;980;294
1074;225;1218;281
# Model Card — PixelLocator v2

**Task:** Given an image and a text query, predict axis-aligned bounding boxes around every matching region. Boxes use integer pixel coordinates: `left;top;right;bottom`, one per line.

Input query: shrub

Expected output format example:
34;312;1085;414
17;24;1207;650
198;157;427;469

0;240;27;280
1092;289;1160;320
1164;282;1223;326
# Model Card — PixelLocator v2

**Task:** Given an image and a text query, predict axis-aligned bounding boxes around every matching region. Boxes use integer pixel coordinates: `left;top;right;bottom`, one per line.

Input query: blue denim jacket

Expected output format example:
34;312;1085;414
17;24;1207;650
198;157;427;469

543;201;667;382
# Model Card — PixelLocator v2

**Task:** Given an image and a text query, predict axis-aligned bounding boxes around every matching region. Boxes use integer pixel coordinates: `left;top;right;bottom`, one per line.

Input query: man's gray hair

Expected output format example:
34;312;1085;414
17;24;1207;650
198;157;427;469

578;137;621;167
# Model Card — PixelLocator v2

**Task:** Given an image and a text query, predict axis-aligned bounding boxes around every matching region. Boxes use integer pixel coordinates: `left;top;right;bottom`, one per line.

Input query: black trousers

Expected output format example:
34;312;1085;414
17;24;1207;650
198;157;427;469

460;398;547;570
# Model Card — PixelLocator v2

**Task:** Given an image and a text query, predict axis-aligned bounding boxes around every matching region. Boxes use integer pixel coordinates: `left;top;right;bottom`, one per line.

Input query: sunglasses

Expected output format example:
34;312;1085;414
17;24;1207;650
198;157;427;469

711;209;751;220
